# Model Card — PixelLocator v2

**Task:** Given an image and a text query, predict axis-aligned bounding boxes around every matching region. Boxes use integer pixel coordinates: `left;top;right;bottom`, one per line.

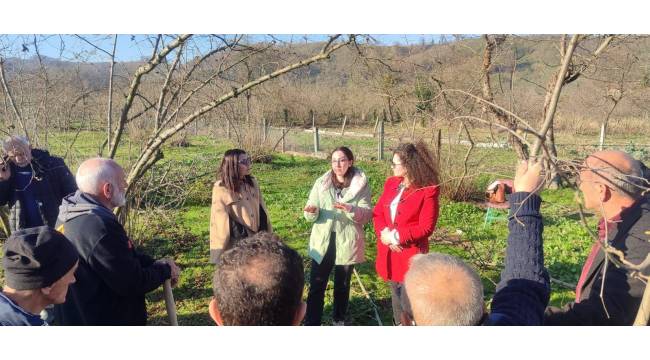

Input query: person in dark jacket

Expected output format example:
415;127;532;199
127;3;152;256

400;161;550;326
0;135;77;232
53;157;180;325
545;150;650;325
1;226;79;326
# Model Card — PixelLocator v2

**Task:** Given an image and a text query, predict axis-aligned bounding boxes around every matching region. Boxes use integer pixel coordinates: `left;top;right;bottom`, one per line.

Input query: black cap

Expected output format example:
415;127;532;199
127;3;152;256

2;226;79;290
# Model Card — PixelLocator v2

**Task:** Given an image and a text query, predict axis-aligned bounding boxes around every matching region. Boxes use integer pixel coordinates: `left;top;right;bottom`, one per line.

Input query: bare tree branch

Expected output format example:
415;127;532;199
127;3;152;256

108;34;192;159
122;35;355;200
0;57;28;138
530;34;581;157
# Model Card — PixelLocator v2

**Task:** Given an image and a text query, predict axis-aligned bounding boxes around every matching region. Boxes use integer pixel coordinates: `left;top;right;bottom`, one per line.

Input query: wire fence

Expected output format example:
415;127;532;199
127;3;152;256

259;122;650;163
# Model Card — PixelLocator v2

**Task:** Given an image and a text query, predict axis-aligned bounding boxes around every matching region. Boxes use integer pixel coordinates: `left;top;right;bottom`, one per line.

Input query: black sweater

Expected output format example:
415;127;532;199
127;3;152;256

54;191;170;325
486;192;551;325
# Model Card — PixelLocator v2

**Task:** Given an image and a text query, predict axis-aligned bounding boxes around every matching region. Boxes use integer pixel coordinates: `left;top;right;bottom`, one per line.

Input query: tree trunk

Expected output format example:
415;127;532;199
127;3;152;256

530;34;581;188
106;34;118;155
531;34;581;157
481;35;529;160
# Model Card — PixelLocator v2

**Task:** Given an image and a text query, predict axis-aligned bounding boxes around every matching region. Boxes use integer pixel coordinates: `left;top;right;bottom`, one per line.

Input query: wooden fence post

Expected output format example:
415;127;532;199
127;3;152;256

313;127;320;154
341;115;348;136
282;128;287;153
372;115;380;137
262;118;268;143
435;128;441;164
377;117;384;160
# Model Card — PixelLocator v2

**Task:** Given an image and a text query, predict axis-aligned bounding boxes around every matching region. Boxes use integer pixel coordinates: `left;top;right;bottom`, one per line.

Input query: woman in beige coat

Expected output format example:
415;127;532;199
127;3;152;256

209;149;272;264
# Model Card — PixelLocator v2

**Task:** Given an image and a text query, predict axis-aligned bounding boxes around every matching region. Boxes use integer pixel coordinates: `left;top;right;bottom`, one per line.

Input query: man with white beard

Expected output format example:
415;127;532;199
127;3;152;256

53;158;180;325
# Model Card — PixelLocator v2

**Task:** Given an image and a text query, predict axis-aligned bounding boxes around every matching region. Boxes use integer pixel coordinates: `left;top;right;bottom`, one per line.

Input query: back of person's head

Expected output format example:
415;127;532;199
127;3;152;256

75;157;124;194
402;253;484;325
209;232;305;326
2;226;78;304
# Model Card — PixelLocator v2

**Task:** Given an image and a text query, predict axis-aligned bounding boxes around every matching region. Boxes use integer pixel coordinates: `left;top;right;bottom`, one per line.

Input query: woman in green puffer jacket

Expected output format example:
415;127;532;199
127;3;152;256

302;146;372;325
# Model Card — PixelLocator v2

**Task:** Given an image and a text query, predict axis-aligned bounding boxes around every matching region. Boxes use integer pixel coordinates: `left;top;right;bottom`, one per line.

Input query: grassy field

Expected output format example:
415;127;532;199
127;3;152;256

0;130;607;325
134;139;596;326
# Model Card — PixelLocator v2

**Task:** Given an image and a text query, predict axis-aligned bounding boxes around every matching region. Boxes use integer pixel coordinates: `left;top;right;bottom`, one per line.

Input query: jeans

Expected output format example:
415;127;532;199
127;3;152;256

305;233;354;326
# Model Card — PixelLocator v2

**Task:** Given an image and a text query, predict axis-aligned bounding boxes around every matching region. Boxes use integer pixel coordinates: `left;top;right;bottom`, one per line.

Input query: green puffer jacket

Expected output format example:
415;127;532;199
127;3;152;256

303;168;372;265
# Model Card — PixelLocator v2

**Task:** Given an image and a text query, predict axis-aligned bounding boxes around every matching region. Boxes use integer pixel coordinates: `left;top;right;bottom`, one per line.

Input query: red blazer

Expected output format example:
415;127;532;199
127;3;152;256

373;176;440;283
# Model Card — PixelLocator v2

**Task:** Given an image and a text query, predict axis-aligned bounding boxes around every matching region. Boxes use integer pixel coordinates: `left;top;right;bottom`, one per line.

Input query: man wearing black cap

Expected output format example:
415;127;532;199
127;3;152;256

1;226;79;326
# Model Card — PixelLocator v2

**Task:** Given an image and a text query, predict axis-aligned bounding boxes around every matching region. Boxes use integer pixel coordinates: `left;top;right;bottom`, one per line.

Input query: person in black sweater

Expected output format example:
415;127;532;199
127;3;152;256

400;161;550;325
54;158;180;325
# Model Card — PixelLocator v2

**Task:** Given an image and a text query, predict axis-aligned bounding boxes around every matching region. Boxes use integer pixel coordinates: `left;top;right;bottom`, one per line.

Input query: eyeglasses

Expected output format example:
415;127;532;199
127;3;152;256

331;158;349;164
390;162;403;168
238;158;252;166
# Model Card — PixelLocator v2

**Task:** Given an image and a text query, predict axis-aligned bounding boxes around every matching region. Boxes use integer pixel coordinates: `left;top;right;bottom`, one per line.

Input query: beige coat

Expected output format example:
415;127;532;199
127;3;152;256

209;177;272;262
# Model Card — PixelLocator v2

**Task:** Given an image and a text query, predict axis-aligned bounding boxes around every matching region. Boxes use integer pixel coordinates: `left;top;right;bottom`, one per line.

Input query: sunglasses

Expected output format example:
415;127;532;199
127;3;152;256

238;158;252;166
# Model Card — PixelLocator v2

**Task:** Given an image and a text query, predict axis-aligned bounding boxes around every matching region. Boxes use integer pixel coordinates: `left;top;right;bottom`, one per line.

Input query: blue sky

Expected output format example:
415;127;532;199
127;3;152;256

0;34;445;62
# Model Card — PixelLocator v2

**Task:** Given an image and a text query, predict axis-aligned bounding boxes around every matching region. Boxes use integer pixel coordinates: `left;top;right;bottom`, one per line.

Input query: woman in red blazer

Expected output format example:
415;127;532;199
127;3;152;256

373;142;440;325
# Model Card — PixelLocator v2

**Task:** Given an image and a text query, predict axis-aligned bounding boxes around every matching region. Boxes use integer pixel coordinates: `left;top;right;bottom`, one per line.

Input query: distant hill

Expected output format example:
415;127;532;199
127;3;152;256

2;35;649;131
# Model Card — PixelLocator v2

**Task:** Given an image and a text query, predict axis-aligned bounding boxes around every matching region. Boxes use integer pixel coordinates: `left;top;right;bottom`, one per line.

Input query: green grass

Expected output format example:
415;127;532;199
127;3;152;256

136;151;594;325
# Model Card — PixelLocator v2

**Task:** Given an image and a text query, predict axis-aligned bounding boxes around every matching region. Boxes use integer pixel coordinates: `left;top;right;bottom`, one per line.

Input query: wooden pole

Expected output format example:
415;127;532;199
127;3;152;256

436;128;442;164
378;117;384;160
341;115;348;136
281;128;286;152
313;127;320;154
372;115;380;138
163;280;178;326
262;117;268;143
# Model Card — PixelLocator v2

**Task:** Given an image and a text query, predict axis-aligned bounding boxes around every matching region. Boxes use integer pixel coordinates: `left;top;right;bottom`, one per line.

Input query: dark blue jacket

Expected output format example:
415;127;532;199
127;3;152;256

0;149;77;232
0;292;46;326
485;192;551;325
